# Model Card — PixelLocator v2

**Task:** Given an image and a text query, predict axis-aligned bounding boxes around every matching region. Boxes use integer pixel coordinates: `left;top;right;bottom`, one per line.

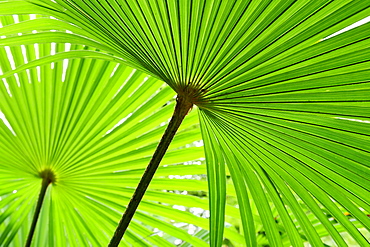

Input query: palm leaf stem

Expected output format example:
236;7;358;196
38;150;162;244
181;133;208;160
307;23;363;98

26;170;55;247
109;94;193;247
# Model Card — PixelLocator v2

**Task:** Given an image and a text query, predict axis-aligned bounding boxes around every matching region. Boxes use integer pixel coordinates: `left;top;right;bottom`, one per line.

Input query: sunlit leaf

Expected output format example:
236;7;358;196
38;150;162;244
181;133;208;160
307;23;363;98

1;1;369;246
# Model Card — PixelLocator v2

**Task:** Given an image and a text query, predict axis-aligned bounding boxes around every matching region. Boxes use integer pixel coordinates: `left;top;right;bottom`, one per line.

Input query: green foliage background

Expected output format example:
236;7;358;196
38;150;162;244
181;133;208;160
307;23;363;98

0;0;369;246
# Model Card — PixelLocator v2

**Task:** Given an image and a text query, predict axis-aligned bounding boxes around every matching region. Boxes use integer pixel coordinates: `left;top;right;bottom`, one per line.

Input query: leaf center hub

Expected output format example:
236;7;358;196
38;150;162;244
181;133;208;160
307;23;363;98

39;169;56;184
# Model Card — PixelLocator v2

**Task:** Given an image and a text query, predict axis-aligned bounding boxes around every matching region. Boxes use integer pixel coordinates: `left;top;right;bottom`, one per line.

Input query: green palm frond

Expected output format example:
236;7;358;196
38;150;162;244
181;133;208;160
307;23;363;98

1;0;370;246
0;14;245;245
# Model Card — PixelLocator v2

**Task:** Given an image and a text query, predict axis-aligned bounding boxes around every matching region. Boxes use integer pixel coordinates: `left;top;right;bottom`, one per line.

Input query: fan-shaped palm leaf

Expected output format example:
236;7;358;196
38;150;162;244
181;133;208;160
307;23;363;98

1;0;369;246
0;14;249;246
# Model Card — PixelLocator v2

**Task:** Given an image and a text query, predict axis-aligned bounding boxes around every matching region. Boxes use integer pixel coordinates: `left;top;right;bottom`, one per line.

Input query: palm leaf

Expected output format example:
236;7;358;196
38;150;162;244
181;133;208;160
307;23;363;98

1;0;370;246
0;13;249;245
